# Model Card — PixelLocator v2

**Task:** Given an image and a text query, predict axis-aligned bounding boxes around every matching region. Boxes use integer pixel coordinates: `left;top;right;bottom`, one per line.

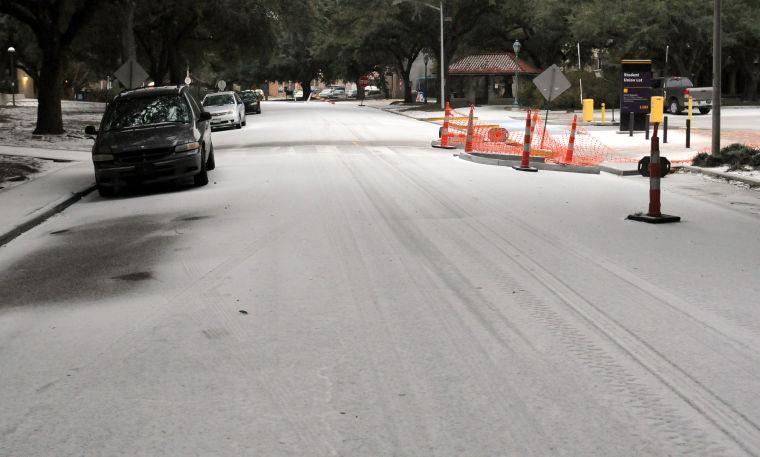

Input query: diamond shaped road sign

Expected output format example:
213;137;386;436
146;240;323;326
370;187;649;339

114;58;149;89
532;64;571;102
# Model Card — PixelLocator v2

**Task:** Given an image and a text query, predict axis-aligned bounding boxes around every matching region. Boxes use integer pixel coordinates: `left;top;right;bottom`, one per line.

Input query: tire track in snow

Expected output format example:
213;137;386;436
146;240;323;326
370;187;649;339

331;149;557;455
368;145;759;456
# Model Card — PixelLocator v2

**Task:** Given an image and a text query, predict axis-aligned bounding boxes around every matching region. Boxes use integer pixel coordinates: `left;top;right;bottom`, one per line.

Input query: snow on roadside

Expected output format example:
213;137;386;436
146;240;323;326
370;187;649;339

0;99;102;151
0;154;69;192
685;164;760;187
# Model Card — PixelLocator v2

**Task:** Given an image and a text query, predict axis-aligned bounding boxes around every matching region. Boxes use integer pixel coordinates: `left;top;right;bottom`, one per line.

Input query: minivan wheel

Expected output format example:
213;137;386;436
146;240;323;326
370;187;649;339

242;117;247;127
699;107;711;115
194;148;209;187
206;144;216;170
235;116;242;129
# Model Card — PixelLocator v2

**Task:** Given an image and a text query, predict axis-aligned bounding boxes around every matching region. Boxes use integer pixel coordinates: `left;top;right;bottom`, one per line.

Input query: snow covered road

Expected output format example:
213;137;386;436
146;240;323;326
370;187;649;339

1;101;760;456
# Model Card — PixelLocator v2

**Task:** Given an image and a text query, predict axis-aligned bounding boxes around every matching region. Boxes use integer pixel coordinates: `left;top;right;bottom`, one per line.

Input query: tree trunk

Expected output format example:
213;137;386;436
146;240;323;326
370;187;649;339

728;66;737;97
401;50;420;103
121;0;137;62
393;59;412;103
740;60;759;101
167;49;182;85
34;45;64;135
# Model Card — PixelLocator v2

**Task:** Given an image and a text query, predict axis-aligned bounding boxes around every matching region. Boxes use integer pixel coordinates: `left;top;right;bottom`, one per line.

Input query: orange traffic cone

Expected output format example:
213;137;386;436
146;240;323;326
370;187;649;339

432;102;457;149
563;114;578;164
513;109;538;172
464;104;475;153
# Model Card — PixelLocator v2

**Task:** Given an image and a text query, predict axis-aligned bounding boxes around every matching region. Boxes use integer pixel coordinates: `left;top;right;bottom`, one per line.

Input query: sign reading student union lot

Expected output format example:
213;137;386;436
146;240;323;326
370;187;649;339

620;59;652;114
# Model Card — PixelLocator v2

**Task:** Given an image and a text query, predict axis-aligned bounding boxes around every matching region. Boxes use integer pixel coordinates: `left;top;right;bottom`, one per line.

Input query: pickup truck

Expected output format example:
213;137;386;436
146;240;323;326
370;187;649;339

652;76;712;115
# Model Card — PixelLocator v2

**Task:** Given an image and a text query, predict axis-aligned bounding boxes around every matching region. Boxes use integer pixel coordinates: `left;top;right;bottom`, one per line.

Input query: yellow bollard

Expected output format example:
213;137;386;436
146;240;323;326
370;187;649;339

601;103;606;123
651;96;664;124
688;96;693;121
582;99;594;122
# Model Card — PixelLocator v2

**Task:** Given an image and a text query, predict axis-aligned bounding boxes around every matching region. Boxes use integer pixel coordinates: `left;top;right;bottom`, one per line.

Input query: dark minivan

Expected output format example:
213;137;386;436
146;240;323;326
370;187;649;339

85;86;215;197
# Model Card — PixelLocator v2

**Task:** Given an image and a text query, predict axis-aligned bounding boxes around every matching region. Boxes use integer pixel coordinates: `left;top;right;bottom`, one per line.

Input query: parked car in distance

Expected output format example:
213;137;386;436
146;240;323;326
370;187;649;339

364;85;381;97
328;87;347;99
295;90;303;99
652;77;712;114
240;90;262;114
84;85;215;197
202;91;246;129
318;87;334;98
346;88;357;98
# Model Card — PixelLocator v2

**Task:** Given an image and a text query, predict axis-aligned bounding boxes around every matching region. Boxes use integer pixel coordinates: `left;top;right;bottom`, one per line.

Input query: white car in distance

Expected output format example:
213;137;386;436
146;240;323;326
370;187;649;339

202;91;246;130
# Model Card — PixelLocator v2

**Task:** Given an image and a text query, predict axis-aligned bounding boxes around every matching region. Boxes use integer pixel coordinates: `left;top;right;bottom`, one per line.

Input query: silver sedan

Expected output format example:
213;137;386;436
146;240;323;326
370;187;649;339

202;91;246;130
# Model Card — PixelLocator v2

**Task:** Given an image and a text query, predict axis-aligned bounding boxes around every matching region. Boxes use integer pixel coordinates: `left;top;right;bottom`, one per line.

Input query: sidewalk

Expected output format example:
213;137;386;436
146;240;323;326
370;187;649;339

0;146;94;246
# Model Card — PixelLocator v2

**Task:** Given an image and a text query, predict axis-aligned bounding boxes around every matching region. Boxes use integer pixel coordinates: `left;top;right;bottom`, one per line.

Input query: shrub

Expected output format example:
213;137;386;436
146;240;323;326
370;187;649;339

692;143;760;170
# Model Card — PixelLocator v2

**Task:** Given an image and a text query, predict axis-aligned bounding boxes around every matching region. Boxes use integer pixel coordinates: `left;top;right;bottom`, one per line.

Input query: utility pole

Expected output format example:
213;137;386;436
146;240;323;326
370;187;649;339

712;0;721;155
438;0;445;110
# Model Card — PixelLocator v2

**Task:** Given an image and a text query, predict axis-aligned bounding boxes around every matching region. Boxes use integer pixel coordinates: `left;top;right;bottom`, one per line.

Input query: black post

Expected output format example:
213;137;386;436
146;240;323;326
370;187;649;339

686;118;691;148
629;112;634;137
663;116;668;143
645;115;650;140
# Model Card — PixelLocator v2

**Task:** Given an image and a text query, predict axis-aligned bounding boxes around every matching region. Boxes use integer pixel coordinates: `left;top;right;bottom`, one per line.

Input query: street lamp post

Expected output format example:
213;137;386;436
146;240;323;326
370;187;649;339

393;0;446;110
7;47;16;107
512;40;521;108
424;55;429;104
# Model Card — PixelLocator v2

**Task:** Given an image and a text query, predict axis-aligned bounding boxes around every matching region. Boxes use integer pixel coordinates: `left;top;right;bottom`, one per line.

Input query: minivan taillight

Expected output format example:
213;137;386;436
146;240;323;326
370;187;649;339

683;88;690;96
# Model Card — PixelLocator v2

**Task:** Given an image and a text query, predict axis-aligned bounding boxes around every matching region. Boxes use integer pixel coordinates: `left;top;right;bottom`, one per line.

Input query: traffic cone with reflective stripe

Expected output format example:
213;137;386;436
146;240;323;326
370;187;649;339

530;111;539;139
513;109;538;172
627;122;680;223
563;115;577;164
432;102;457;149
464;104;475;153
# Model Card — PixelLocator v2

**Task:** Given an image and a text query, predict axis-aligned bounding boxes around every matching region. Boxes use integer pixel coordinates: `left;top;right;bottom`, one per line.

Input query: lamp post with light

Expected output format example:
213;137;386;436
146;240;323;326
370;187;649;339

7;47;16;107
512;40;521;108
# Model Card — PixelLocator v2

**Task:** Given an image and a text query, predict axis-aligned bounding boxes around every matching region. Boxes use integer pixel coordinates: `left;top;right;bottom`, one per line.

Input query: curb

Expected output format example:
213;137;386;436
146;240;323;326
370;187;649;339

371;106;441;124
680;165;760;187
457;151;600;174
0;183;96;247
599;164;640;176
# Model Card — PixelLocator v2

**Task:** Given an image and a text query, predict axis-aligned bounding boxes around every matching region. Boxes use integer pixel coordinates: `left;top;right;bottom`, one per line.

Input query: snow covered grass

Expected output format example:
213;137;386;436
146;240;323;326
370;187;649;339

0;99;102;151
0;154;40;187
0;153;71;192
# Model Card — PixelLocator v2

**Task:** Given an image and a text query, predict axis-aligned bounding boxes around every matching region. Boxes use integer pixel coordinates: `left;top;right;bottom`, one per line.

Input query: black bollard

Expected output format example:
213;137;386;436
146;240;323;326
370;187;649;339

686;118;691;148
645;115;650;140
629;112;634;137
663;116;668;143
